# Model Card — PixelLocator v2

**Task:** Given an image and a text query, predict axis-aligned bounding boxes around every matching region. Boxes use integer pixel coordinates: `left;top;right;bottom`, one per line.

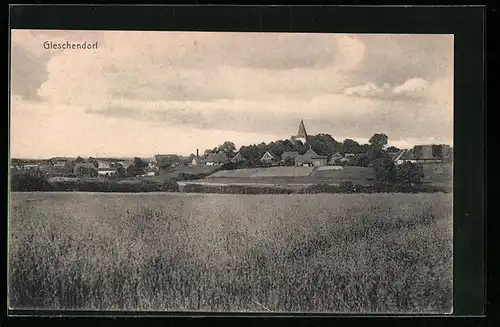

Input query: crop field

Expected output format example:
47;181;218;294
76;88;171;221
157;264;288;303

9;192;452;313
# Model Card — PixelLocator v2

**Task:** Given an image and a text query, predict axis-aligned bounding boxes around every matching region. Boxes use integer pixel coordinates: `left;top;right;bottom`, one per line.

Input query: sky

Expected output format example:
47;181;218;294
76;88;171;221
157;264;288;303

10;30;453;159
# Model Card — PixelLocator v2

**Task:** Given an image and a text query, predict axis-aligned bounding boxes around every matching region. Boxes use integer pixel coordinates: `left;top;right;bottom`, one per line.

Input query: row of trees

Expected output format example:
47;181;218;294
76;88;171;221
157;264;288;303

204;133;398;167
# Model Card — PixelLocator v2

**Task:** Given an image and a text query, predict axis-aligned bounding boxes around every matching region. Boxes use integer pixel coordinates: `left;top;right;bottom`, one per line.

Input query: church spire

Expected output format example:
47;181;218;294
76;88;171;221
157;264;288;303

297;119;307;138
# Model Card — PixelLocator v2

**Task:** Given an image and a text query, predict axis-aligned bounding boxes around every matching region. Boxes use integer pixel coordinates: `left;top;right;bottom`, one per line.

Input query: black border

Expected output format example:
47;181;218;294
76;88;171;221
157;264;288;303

6;4;486;322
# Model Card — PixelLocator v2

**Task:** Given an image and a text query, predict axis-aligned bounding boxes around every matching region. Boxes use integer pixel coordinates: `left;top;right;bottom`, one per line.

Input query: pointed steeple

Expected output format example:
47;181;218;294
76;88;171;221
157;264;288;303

297;119;308;138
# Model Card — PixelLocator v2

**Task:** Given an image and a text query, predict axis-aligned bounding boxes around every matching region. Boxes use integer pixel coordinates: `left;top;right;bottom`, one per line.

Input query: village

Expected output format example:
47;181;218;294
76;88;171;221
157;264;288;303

10;119;452;191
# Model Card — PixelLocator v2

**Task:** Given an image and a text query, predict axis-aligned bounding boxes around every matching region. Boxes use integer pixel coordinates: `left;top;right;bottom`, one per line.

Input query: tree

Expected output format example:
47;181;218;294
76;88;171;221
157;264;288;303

374;155;397;184
397;162;424;185
217;141;237;156
342;139;360;154
369;133;388;149
116;165;126;178
353;154;370;167
133;157;147;170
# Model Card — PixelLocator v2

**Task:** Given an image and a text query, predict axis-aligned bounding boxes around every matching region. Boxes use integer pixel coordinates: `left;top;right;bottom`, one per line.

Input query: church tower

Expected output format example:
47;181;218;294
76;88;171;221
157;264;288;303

295;119;308;144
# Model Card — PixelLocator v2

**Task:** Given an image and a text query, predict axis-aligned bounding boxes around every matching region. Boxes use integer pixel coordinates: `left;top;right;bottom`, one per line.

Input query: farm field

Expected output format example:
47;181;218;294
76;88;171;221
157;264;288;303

9;192;452;313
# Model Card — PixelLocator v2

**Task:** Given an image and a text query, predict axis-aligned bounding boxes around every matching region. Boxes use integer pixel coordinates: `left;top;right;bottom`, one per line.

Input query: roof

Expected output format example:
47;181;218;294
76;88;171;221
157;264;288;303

296;119;308;138
304;148;318;157
397;149;416;161
331;151;342;158
261;151;279;161
281;151;300;160
231;152;246;162
207;152;229;163
344;153;355;157
74;162;97;170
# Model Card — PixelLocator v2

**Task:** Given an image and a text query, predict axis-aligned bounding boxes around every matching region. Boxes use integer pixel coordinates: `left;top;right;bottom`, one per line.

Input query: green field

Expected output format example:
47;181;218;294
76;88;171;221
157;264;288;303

9;192;453;313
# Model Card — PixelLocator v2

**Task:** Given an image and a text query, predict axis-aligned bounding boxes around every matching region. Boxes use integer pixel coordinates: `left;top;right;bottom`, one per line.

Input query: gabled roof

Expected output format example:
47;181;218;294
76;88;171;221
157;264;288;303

261;151;279;161
331;151;343;158
231;152;246;162
304;148;318;157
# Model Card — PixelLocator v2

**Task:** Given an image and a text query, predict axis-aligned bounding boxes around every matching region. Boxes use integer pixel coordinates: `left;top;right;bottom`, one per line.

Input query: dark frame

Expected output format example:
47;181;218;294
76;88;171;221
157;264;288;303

6;4;486;320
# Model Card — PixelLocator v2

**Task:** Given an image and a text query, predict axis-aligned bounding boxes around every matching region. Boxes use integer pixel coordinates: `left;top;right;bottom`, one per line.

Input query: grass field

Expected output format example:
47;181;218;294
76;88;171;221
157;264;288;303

9;192;453;313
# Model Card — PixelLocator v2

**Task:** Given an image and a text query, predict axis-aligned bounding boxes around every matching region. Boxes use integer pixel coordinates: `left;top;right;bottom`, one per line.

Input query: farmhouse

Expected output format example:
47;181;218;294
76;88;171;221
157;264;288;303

295;148;328;167
260;151;279;164
328;152;343;165
231;152;246;163
206;152;230;166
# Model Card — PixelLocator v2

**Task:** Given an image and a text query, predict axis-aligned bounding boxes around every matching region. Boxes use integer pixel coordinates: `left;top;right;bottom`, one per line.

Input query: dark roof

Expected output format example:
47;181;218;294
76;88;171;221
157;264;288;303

281;151;299;160
207;152;229;163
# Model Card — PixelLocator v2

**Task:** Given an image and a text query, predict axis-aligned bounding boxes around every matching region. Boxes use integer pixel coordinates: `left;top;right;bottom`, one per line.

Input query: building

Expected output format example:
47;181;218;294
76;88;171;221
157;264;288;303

260;151;279;164
231;152;246;163
117;160;133;170
206;152;229;166
328;152;343;165
96;160;112;170
290;119;308;144
281;151;300;165
295;148;328;167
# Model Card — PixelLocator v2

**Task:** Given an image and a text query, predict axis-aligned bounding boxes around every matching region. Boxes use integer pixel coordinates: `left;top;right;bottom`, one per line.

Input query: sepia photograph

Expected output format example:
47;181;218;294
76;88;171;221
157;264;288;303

9;30;453;313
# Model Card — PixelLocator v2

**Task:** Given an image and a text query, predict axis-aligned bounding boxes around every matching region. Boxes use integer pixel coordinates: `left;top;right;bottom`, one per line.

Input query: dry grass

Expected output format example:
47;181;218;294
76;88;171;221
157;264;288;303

8;192;452;313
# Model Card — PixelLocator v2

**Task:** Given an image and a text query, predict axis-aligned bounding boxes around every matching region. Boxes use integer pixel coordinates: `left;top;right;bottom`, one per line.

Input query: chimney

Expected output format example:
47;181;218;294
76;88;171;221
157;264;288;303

196;149;199;158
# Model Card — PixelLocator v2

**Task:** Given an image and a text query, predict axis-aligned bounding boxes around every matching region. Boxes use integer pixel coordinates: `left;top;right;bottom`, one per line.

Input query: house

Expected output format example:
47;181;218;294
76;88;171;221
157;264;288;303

206;152;229;166
22;163;40;170
344;153;355;159
117;160;133;170
96;160;112;170
281;151;299;165
191;156;200;167
295;148;328;167
98;168;117;176
260;151;279;164
328;152;343;165
231;152;246;163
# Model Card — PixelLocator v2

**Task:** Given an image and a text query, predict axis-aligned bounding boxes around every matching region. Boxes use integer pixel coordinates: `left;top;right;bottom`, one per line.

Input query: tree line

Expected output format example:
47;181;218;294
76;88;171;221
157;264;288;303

203;133;398;167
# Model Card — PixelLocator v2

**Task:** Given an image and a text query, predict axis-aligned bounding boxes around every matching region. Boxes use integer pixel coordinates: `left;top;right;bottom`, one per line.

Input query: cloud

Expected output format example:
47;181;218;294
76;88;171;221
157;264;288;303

10;30;454;158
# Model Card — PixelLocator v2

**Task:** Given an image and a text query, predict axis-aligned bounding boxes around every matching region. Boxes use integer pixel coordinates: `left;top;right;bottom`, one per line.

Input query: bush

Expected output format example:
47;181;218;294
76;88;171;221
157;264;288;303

10;173;52;192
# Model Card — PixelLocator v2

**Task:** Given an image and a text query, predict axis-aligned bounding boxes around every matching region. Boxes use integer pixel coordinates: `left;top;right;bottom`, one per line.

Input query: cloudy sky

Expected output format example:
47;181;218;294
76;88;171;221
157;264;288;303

10;30;453;158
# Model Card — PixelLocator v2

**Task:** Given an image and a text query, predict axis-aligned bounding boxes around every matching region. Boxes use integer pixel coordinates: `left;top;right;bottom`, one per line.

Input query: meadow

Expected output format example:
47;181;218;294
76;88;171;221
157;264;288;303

9;192;453;313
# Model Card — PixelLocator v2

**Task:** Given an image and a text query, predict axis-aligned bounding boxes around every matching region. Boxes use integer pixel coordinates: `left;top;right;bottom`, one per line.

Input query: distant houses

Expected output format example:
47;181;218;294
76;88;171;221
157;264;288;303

294;148;328;167
206;152;230;166
328;152;343;165
260;151;279;164
394;145;452;165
